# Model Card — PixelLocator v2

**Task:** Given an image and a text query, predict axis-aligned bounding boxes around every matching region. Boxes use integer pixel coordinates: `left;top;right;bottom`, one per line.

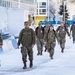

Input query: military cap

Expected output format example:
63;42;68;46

38;22;42;25
24;21;28;25
60;21;64;24
46;21;49;24
50;25;53;27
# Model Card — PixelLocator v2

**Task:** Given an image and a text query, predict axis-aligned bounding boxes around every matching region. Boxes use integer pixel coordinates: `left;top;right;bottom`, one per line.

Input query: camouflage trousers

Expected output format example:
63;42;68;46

36;38;43;53
44;40;48;49
47;41;56;56
21;46;33;63
59;38;65;49
72;35;75;42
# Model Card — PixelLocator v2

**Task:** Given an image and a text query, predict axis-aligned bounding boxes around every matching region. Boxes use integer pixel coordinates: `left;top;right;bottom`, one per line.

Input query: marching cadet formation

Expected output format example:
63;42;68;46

17;21;75;69
0;21;75;69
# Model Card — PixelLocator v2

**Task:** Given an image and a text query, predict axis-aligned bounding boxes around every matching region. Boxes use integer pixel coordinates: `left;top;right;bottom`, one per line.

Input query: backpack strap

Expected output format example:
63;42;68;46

35;27;39;36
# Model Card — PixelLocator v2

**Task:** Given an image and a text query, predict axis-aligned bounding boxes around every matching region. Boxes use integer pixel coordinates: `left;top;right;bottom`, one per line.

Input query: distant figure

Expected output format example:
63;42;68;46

18;21;35;69
70;22;75;43
44;25;58;59
44;22;50;52
0;30;3;48
56;22;70;53
35;22;44;55
30;22;36;31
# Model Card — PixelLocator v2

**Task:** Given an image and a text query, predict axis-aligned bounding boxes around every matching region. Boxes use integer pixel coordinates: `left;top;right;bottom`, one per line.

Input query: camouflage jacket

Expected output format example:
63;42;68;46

18;28;35;46
56;26;70;38
44;26;50;35
70;25;75;36
35;27;44;39
44;29;58;43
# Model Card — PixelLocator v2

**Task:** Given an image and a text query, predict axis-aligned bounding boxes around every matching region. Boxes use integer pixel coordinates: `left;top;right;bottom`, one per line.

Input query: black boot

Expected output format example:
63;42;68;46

40;50;42;55
30;60;33;68
73;41;75;43
37;50;40;55
61;48;64;53
44;47;47;52
23;62;27;69
50;54;53;59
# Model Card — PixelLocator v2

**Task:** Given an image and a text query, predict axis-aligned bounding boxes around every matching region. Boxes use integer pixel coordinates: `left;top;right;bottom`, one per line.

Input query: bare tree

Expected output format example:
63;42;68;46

49;1;56;21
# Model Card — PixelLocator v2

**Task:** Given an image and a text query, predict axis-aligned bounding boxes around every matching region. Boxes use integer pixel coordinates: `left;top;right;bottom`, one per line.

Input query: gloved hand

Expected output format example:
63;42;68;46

0;45;2;48
17;45;20;49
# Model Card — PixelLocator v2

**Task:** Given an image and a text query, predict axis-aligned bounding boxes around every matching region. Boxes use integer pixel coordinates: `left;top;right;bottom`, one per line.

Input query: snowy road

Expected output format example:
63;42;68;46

0;35;75;75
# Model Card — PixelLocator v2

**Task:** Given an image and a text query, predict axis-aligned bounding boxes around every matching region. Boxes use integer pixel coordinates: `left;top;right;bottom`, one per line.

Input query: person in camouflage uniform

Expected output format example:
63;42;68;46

44;22;50;52
70;22;75;43
65;21;69;29
18;21;35;69
44;25;58;59
0;33;3;48
35;22;44;55
56;22;70;53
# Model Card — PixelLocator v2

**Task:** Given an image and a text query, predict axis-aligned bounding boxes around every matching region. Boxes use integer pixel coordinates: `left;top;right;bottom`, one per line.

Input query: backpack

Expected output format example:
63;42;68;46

58;26;67;31
47;29;56;36
46;29;56;42
35;27;44;36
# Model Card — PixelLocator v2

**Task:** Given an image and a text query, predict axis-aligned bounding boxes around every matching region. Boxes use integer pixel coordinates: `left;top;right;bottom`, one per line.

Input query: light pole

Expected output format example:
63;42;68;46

62;0;68;23
56;0;58;25
63;1;66;23
18;0;20;8
48;0;49;21
34;0;37;25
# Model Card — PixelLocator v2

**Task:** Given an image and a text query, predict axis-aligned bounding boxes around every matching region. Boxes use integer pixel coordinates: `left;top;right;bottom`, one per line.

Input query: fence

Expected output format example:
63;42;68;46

0;38;18;53
40;20;74;26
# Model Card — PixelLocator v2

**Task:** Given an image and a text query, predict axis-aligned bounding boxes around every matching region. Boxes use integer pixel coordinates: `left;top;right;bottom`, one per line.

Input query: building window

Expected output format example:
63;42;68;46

39;2;42;7
39;2;46;8
42;9;46;12
7;1;10;7
39;9;41;12
36;1;47;15
39;12;46;15
0;0;11;8
37;2;38;8
42;2;46;5
37;9;38;15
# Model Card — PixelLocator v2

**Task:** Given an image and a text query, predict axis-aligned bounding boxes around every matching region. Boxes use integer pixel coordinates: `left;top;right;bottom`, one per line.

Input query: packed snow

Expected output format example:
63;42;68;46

0;32;75;75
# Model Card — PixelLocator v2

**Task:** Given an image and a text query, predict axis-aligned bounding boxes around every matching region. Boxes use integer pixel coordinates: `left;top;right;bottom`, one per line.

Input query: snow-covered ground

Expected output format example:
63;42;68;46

0;33;75;75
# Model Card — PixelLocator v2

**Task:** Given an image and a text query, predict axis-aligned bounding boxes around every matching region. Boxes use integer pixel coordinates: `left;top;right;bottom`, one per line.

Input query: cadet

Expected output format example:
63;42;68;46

35;22;44;55
44;22;50;52
18;21;35;69
70;22;75;43
56;22;70;53
44;25;58;59
0;33;3;48
30;21;36;31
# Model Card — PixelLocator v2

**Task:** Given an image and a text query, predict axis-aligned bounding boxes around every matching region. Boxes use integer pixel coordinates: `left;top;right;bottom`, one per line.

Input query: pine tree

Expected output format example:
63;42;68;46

70;0;75;3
